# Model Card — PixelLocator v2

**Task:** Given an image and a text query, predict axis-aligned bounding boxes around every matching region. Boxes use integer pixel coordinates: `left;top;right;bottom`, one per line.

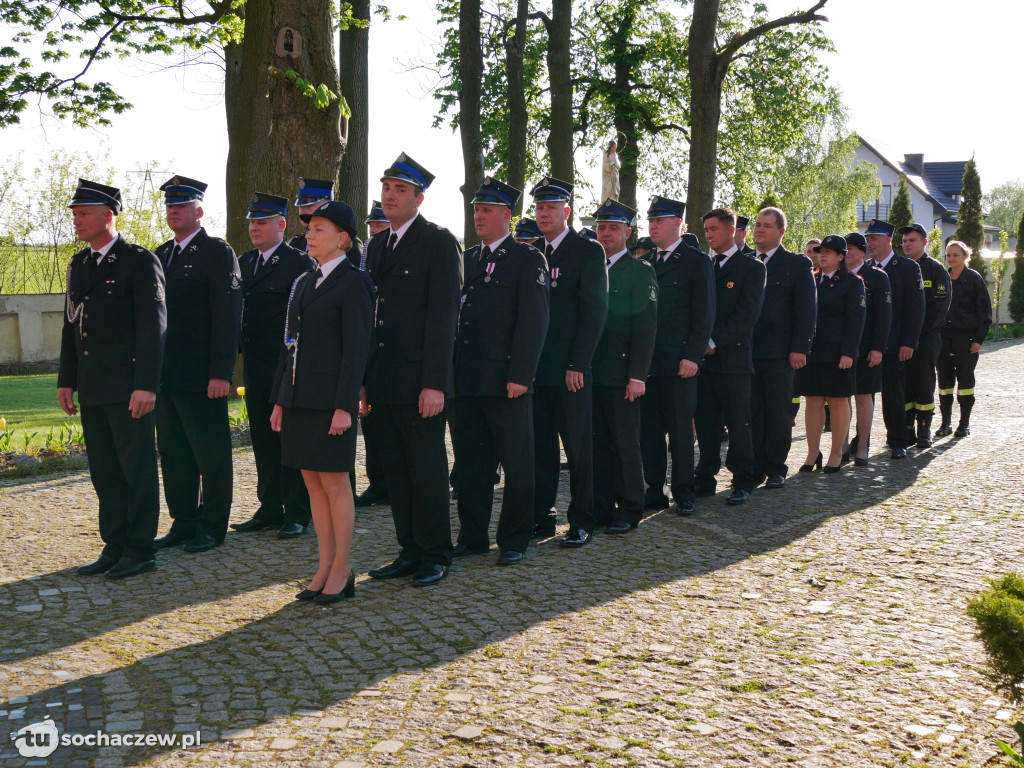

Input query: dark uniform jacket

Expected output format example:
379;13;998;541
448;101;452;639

809;271;866;363
705;251;766;375
272;259;374;415
591;253;658;387
852;262;892;357
154;228;242;391
58;235;166;406
751;246;816;360
944;267;992;344
455;235;550;397
364;214;463;403
644;240;715;376
914;254;952;350
238;241;315;391
880;252;926;354
532;228;608;386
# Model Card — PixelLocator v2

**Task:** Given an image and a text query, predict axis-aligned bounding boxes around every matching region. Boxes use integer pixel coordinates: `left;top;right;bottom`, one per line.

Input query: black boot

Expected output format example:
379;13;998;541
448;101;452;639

935;394;953;437
905;407;917;445
916;412;933;448
955;394;974;437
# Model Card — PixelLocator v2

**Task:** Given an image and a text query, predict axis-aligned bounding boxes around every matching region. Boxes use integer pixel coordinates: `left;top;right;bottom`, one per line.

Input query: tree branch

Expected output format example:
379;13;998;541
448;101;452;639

717;0;828;71
99;0;236;27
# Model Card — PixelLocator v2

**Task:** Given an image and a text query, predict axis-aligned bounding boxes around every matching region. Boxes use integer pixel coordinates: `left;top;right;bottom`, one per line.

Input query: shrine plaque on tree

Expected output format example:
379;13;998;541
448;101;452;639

277;27;302;58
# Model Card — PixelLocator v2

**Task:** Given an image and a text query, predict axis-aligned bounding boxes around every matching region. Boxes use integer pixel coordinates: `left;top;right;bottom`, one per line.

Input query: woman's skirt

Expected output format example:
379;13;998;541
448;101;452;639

280;406;357;473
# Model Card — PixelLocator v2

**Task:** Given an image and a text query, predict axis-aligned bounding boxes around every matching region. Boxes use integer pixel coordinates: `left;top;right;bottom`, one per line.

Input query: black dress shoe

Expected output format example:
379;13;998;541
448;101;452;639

368;557;419;580
230;517;281;532
726;489;750;505
354;487;389;507
78;554;118;576
106;557;156;580
560;528;591;548
643;493;670;510
497;550;524;565
412;564;449;586
532;522;557;538
183;533;221;553
799;452;823;472
453;542;489;558
764;474;785;489
314;572;356;603
670;500;695;517
152;530;193;549
954;425;970;437
890;447;907;459
276;522;307;539
605;520;637;534
295;587;322;600
934;423;953;437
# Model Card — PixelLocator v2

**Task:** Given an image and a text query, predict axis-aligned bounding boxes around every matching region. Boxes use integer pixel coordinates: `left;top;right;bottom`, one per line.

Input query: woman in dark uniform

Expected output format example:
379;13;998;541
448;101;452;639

935;240;992;438
843;232;891;466
800;235;866;473
271;201;373;603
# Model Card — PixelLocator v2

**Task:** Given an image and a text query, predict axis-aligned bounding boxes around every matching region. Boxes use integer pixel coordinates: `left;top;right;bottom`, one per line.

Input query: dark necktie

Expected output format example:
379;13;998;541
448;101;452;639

254;254;266;277
313;267;324;288
544;243;554;262
387;232;397;252
758;252;766;261
658;250;668;262
301;269;322;310
84;251;98;281
166;243;180;269
714;253;725;267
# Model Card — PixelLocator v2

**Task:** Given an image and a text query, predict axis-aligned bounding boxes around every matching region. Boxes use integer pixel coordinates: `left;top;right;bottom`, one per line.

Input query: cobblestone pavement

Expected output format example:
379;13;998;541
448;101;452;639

2;341;1023;768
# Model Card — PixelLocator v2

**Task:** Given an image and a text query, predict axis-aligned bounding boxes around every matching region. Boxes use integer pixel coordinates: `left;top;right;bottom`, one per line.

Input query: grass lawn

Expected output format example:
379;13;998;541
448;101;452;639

0;374;247;451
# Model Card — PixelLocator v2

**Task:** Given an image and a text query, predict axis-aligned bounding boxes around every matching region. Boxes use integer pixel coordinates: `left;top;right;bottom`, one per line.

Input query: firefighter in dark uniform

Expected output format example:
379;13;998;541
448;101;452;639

734;215;754;255
632;236;656;261
514;217;543;244
363;154;462;587
151;175;242;553
230;193;314;538
749;206;816;489
591;198;658;531
451;177;549;565
639;195;715;516
59;180;167;580
899;223;951;448
863;218;925;459
288;177;333;253
694;208;766;504
936;240;992;438
529;176;608;548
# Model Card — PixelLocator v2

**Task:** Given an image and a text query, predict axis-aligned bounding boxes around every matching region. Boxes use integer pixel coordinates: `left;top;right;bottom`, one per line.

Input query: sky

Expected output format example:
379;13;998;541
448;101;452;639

2;0;1022;240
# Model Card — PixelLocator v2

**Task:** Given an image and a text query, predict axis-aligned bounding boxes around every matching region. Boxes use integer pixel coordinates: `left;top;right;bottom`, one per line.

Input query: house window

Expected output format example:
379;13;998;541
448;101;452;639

859;185;892;222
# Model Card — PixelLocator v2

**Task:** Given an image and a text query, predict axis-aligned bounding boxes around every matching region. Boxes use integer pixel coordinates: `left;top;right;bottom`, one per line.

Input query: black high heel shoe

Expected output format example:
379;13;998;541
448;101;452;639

822;463;842;474
799;452;823;472
295;586;322;601
313;572;356;604
854;456;868;467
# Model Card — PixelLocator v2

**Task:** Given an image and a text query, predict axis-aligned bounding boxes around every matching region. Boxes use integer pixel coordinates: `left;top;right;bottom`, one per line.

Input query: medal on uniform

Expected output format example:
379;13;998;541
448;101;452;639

551;267;559;287
484;262;495;282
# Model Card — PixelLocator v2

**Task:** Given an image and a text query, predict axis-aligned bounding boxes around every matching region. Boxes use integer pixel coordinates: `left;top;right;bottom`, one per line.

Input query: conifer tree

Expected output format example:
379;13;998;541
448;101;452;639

955;157;987;280
888;173;914;256
1008;208;1024;323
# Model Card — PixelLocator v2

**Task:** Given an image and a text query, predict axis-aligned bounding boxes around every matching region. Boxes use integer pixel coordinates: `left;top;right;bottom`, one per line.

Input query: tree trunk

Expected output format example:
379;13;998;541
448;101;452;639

505;0;528;217
458;0;485;247
685;0;724;248
546;0;573;224
611;6;638;215
338;0;369;239
224;0;344;253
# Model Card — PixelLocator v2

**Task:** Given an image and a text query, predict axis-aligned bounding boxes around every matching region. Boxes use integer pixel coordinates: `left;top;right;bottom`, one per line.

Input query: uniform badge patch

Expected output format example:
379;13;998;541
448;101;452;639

230;275;241;290
155;283;165;301
860;295;866;307
649;285;657;302
885;293;892;303
537;269;546;286
923;280;932;288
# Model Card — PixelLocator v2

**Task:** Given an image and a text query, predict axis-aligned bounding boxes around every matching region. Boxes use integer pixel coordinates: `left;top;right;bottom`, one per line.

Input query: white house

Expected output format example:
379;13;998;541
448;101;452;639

853;134;1013;252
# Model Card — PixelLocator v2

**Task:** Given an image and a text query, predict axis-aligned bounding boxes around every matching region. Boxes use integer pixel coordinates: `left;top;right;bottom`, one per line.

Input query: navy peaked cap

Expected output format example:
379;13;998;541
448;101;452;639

69;179;122;214
247;192;288;220
381;152;435;190
471;176;521;208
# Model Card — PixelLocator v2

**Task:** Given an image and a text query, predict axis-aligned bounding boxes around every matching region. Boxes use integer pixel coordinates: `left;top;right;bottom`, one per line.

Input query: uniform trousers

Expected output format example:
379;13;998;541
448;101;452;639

359;408;389;494
593;385;644;527
880;354;911;449
155;391;233;541
80;404;160;561
373;403;453;567
906;332;940;414
751;358;796;478
640;375;699;505
533;383;595;532
452;395;534;554
694;372;756;492
245;387;310;525
937;331;978;397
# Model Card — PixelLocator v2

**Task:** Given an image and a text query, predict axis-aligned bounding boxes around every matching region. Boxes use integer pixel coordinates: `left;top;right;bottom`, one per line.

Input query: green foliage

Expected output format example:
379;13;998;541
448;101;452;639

888;174;913;257
274;68;346;114
983;179;1024;235
967;572;1024;704
751;132;879;252
0;0;244;127
955;157;987;279
992;231;1010;324
927;226;943;261
1009;209;1024;323
758;190;782;212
